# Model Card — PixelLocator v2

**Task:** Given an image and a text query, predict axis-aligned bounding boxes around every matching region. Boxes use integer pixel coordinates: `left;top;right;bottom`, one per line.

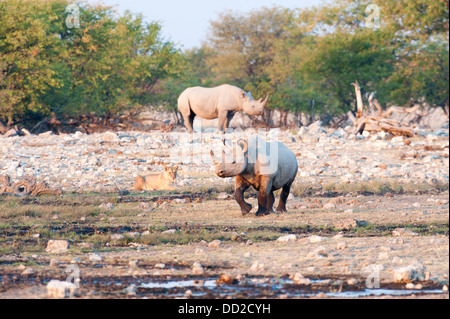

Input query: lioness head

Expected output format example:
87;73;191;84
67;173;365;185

163;165;178;181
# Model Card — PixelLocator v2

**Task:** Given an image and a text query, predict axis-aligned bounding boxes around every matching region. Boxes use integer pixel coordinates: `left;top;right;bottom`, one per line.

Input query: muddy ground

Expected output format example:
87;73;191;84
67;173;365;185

0;190;448;299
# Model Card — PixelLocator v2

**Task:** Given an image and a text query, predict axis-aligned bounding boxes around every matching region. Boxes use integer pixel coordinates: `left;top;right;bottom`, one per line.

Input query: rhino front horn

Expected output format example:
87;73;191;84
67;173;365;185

261;95;269;108
210;150;219;165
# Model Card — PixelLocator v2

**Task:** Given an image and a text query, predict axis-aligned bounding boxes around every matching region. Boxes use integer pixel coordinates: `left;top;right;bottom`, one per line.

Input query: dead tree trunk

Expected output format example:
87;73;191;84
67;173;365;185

350;81;414;137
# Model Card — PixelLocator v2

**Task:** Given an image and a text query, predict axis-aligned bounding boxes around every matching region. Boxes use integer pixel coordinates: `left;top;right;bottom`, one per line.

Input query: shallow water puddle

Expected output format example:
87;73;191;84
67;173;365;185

137;277;447;298
325;289;444;298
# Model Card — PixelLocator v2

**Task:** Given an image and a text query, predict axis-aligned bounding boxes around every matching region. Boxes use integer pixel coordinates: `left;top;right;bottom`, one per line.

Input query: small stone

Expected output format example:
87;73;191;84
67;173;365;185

314;246;328;256
129;260;140;268
393;264;426;282
309;235;328;243
99;203;114;210
172;198;187;204
292;273;304;282
276;234;297;242
333;219;367;230
102;131;118;142
21;267;35;275
159;201;171;209
139;202;152;212
154;263;165;269
347;278;358;285
192;262;204;275
195;248;206;254
392;228;418;237
443;285;448;292
47;280;77;298
250;261;264;271
217;192;231;200
208;239;222;248
216;274;238;285
405;283;415;289
162;229;177;234
125;232;141;239
49;259;60;267
89;253;102;263
324;202;336;209
123;284;136;296
336;242;347;250
378;252;389;260
295;277;311;285
46;240;69;253
110;234;126;243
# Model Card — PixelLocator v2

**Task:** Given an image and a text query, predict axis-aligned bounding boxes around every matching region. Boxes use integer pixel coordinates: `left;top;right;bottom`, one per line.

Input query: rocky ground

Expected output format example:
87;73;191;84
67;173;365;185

0;123;448;193
0;123;448;300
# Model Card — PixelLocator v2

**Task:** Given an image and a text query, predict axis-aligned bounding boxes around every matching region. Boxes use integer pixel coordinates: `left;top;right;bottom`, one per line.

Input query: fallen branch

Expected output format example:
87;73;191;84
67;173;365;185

351;82;415;137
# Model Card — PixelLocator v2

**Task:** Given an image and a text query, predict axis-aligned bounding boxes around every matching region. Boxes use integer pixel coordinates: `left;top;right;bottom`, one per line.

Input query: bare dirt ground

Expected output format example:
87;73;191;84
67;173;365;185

0;191;448;299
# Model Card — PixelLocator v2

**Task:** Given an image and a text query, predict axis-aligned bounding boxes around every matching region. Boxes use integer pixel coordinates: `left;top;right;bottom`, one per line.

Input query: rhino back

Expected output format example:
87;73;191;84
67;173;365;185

182;85;243;118
245;136;298;189
271;142;298;189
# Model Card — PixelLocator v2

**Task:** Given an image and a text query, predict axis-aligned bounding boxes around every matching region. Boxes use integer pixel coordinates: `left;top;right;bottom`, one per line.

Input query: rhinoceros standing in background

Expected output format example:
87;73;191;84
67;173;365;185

210;135;298;216
177;84;268;133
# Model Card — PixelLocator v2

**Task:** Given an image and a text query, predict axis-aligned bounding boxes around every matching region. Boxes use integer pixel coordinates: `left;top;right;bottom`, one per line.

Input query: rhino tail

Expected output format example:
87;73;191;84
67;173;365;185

177;92;191;116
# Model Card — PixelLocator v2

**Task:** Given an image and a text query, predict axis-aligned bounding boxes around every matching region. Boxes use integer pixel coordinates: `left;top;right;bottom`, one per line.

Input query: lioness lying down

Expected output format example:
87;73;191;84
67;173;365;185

134;165;178;191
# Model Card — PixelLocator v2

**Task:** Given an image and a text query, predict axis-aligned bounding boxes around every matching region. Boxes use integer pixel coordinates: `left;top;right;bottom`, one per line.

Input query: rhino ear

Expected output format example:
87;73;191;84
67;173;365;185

237;139;248;153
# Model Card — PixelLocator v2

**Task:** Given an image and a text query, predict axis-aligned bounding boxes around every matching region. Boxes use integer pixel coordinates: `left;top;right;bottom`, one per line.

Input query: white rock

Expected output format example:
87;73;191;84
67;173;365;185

276;234;297;242
393;264;426;282
45;240;69;253
89;253;102;263
47;280;77;298
102;131;118;142
192;262;204;275
392;228;418;237
110;234;126;241
98;203;114;210
309;235;328;243
250;261;264;271
324;202;336;209
208;239;222;248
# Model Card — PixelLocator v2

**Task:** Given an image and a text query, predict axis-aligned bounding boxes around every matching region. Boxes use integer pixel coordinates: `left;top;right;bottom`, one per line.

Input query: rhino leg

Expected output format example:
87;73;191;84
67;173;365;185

235;175;252;215
255;177;272;216
217;110;229;132
267;190;275;214
181;112;195;133
276;181;293;212
224;112;235;131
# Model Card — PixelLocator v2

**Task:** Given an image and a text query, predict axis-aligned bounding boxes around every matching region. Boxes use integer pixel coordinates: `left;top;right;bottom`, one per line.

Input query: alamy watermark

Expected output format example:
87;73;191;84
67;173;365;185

365;264;382;289
66;264;81;288
65;4;80;29
365;4;381;29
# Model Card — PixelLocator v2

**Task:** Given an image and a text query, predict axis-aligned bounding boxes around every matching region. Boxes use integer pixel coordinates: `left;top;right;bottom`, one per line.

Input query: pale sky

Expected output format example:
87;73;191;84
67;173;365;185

91;0;324;50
